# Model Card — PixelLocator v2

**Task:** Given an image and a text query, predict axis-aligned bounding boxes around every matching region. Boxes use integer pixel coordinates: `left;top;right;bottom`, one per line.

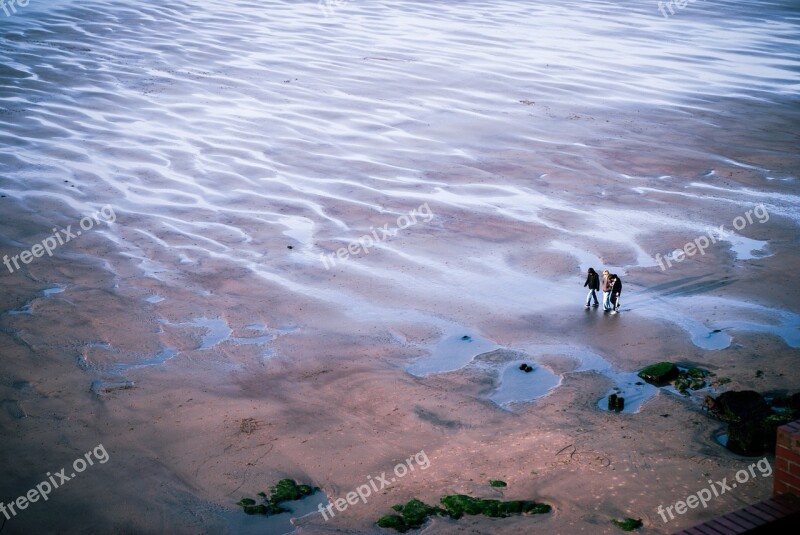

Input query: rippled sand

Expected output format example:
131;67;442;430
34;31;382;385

1;0;799;533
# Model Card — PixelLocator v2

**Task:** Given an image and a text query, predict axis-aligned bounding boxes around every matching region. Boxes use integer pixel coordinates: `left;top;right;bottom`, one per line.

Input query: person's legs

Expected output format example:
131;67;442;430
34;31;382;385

602;291;611;310
586;290;598;307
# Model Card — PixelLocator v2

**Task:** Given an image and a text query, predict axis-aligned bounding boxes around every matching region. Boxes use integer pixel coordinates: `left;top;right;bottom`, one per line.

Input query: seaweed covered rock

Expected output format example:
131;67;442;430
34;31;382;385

674;368;709;394
706;391;791;455
489;480;507;488
377;499;447;532
237;478;318;516
709;391;769;422
637;362;679;385
440;495;551;519
270;478;316;504
727;412;796;456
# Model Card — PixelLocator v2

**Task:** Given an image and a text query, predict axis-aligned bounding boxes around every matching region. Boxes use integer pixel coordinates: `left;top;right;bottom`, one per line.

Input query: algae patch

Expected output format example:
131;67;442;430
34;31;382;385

637;362;678;385
611;517;643;531
237;478;317;516
376;492;551;532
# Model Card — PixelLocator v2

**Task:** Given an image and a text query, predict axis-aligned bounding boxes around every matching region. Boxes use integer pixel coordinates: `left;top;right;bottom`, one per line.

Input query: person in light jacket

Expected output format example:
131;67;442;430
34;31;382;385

601;270;613;311
583;268;600;308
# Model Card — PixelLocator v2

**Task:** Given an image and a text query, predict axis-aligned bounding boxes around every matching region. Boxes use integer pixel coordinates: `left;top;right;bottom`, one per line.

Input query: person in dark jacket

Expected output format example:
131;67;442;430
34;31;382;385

583;268;600;308
601;270;612;310
609;274;623;314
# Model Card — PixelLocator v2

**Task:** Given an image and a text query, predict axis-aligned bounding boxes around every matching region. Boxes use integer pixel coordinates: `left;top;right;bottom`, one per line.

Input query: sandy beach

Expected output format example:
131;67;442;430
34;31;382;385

1;0;799;534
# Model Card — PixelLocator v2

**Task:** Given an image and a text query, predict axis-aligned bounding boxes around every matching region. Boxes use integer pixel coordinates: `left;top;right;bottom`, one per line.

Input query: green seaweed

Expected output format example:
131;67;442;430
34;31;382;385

489;480;507;487
244;504;276;515
394;499;447;527
376;495;550;532
440;495;551;519
270;478;316;504
687;368;705;379
637;362;679;385
377;499;447;532
237;478;318;517
377;514;410;532
611;517;643;531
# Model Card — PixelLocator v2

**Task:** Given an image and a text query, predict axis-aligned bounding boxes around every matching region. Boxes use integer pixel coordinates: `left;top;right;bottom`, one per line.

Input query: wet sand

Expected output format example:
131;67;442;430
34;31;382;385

1;0;799;534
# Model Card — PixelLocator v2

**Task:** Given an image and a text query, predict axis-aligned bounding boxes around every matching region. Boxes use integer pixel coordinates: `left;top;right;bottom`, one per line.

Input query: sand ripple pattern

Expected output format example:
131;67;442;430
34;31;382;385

1;0;799;340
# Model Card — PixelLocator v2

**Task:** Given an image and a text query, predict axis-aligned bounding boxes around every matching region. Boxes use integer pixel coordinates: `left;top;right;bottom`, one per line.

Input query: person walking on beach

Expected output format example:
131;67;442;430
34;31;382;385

601;270;613;311
609;274;623;314
584;268;600;308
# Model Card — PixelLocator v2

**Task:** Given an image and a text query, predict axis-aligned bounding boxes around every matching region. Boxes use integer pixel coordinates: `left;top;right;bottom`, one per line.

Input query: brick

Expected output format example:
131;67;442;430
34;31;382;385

776;444;800;467
776;457;790;472
777;430;792;448
781;420;800;432
773;479;788;496
776;423;800;447
788;460;800;477
775;468;800;491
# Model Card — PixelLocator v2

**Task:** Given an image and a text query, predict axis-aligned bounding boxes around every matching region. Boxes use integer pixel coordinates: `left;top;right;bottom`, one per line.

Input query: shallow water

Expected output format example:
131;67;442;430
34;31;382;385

2;0;798;418
221;491;330;535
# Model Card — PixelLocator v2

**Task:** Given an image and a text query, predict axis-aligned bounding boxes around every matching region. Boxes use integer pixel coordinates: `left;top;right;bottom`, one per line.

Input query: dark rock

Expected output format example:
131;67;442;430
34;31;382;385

707;391;787;455
489;480;507;487
615;397;625;412
710;391;769;423
608;394;618;411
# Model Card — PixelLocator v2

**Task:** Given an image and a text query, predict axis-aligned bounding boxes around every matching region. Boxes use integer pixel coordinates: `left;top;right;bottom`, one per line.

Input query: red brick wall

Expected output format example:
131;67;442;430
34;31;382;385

774;420;800;497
